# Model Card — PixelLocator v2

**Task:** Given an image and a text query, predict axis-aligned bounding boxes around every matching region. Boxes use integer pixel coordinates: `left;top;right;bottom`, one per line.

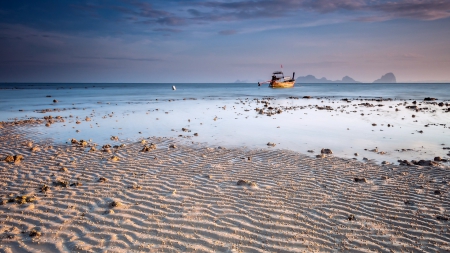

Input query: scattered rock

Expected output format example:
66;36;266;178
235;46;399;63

434;157;442;161
307;150;314;153
424;97;437;101
89;147;96;152
60;167;68;172
98;177;108;183
169;144;177;148
53;99;58;103
30;146;40;152
141;143;157;152
321;148;333;154
382;161;390;165
316;154;326;158
354;153;358;156
348;214;355;221
354;178;367;183
110;156;120;161
237;180;256;187
434;190;442;195
194;133;198;136
110;136;119;141
267;142;276;147
29;229;42;237
14;195;36;205
381;176;389;180
4;155;23;163
70;182;82;187
110;201;122;208
404;200;415;206
54;180;69;187
40;185;50;193
437;215;449;221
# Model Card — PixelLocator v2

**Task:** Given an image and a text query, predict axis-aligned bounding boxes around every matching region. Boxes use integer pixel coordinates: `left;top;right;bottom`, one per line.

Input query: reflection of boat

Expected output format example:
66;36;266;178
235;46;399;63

258;71;295;88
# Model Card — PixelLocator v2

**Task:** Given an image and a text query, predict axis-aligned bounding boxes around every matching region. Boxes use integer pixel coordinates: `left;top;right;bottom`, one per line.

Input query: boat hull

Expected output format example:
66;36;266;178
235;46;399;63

269;80;295;88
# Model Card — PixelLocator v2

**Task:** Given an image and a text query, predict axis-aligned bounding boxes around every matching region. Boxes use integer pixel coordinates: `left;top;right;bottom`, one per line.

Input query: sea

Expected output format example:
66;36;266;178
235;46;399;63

1;82;450;164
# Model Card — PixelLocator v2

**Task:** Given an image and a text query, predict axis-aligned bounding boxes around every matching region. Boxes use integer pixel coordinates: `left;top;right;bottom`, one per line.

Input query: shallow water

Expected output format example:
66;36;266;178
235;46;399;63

1;83;449;164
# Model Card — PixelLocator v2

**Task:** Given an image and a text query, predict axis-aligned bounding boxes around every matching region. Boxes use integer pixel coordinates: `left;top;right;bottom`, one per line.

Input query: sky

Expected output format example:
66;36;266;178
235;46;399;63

0;0;450;83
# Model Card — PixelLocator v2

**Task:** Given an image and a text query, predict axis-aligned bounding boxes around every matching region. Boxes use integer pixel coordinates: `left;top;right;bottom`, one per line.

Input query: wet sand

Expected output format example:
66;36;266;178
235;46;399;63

1;122;450;252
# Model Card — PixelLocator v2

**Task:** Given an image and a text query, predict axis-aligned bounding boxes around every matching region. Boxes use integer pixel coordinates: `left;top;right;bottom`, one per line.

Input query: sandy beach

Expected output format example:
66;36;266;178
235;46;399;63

1;118;450;252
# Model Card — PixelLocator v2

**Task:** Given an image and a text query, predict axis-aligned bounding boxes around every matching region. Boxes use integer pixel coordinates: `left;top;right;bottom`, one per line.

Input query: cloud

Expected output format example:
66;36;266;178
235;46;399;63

219;30;237;35
153;28;182;33
75;56;161;62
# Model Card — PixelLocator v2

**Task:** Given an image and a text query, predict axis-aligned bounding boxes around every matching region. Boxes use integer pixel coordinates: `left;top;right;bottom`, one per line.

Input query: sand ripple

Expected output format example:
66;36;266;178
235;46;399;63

1;126;450;252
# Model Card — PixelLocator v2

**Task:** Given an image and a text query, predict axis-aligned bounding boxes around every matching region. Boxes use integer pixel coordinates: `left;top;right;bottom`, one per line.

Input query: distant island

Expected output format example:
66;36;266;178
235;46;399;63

296;73;396;83
373;73;396;83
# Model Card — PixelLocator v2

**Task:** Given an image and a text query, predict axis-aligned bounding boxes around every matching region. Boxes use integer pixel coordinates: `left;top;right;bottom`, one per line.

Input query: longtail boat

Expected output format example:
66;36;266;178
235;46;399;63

258;71;296;88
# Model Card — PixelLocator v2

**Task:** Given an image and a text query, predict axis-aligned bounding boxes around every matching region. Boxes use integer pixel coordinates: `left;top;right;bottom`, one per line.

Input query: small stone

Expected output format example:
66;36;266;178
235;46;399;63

348;214;355;221
29;229;41;237
54;180;69;187
381;176;389;180
434;157;442;161
434;190;442;195
437;215;449;221
382;161;390;165
404;200;415;206
267;142;276;147
40;185;50;193
60;167;68;172
354;178;367;183
110;136;119;141
321;148;333;154
354;153;358;156
110;156;120;161
110;201;122;208
98;177;108;183
169;144;177;148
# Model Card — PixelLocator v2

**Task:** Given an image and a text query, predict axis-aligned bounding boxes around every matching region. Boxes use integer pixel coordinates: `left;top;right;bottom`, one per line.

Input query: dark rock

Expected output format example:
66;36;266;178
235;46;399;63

354;178;367;183
40;185;50;193
437;216;449;221
321;148;333;154
424;97;437;101
348;214;355;221
236;180;256;187
29;229;42;237
415;160;439;166
404;200;415;206
54;180;69;188
434;190;442;195
98;177;108;183
434;157;442;161
110;201;122;208
70;182;82;187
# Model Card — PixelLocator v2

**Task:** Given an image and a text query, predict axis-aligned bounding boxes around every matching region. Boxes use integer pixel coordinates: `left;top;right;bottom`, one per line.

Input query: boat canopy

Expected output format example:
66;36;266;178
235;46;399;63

273;71;283;75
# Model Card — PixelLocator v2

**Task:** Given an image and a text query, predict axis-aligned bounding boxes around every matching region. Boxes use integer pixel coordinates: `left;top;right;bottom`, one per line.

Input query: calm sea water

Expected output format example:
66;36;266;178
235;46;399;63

1;83;449;164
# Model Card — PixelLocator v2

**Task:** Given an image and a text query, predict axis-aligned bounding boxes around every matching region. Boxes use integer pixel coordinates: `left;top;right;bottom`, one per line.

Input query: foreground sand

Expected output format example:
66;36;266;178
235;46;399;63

1;126;449;253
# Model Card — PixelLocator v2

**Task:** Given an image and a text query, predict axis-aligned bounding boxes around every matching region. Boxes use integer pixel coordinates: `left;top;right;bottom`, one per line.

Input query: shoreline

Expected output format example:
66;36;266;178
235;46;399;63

1;125;450;252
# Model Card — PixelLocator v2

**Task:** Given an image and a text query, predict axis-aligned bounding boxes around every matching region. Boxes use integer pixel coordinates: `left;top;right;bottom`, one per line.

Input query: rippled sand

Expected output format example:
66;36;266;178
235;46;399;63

1;126;449;252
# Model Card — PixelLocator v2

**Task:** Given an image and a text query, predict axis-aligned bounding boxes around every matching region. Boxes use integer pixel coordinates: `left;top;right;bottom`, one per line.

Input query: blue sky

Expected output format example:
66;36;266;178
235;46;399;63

1;0;449;83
